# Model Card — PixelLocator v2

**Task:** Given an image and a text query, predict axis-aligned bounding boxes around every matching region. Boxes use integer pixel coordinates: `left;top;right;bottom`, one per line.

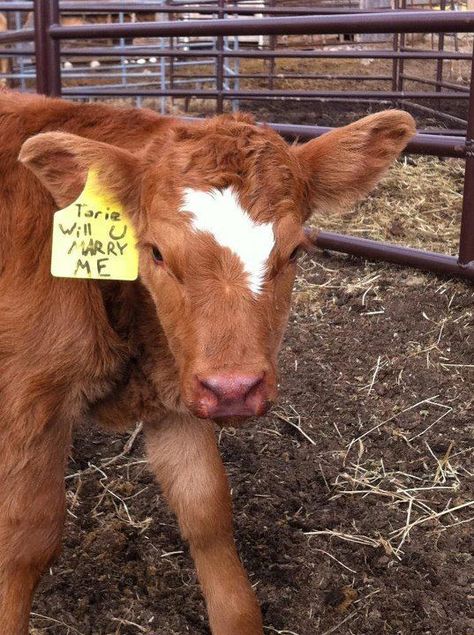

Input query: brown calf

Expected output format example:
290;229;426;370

0;91;415;634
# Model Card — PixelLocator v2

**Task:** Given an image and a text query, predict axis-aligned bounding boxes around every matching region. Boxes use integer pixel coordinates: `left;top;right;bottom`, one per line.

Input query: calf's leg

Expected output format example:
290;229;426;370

0;416;71;635
145;415;263;635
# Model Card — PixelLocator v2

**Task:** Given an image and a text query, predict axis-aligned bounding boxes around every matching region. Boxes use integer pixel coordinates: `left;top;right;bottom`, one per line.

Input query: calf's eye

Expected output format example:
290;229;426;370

152;246;164;264
289;247;300;263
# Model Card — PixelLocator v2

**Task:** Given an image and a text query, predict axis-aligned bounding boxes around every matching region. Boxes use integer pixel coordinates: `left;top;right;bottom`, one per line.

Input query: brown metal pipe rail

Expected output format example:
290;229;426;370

402;73;470;92
0;2;33;8
182;73;393;81
416;129;466;136
62;87;469;100
314;233;474;281
48;11;474;40
0;2;395;13
0;29;34;44
403;101;468;128
59;47;473;60
0;48;35;56
14;44;472;63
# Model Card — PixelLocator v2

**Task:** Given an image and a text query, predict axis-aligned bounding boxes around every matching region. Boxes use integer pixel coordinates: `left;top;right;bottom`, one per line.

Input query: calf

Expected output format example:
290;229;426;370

0;91;415;634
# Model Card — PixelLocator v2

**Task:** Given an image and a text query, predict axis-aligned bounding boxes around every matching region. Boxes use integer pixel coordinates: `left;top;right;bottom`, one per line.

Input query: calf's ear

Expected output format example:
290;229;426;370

19;132;142;209
293;110;416;217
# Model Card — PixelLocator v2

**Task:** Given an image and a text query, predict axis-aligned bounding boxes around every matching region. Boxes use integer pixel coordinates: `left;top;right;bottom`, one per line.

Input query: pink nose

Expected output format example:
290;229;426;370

193;373;270;418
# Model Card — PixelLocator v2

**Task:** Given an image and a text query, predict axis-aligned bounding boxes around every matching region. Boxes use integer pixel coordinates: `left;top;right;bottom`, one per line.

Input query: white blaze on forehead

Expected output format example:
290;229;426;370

180;187;275;294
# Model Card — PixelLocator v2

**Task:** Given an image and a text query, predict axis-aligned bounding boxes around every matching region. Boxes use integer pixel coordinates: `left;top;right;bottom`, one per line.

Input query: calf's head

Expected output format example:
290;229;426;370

20;110;415;420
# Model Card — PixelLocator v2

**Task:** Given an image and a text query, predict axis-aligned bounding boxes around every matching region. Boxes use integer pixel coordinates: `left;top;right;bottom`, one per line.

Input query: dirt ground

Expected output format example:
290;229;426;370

29;145;473;635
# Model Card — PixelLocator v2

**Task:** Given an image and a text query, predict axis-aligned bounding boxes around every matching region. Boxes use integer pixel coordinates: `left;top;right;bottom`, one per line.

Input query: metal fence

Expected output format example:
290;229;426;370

1;1;474;280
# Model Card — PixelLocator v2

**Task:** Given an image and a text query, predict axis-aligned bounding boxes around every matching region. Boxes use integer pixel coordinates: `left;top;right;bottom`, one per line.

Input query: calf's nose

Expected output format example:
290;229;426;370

202;374;262;402
194;372;270;418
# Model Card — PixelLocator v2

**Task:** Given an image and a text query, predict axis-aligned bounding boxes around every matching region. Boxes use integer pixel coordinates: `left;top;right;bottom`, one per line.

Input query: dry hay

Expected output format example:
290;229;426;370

316;156;465;254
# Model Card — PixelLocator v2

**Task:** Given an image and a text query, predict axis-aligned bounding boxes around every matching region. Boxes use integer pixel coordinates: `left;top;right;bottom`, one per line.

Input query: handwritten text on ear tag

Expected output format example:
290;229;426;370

51;170;139;281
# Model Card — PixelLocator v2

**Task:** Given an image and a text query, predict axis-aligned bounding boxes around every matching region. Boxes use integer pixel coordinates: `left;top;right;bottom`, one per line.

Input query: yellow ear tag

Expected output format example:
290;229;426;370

51;170;139;281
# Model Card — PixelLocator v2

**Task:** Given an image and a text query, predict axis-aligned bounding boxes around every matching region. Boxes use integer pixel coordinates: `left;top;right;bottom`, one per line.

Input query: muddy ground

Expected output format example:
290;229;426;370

31;151;473;635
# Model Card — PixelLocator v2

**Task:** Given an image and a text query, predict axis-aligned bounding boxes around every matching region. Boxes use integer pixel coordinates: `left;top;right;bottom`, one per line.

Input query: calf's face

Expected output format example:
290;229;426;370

20;110;415;420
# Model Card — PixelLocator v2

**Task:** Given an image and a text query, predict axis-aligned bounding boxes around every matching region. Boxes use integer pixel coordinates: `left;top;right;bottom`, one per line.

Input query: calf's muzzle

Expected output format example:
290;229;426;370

191;372;271;419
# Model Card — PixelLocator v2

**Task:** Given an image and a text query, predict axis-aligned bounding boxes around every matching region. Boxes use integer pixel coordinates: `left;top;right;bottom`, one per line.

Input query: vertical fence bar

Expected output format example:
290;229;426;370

397;0;406;102
6;8;15;86
119;11;127;88
429;0;434;49
436;0;446;92
216;0;224;113
168;11;174;106
159;4;166;114
15;11;25;91
47;0;61;96
268;0;276;91
231;0;239;112
451;0;458;53
33;0;60;95
458;44;474;268
392;0;400;92
33;0;51;94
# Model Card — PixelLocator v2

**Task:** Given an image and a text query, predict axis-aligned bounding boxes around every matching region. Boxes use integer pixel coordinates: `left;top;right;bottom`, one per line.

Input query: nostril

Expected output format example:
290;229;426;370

199;373;264;403
191;372;272;418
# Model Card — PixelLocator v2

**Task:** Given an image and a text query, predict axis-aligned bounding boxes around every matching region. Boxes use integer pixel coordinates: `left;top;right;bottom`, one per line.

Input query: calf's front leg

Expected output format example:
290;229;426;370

0;415;71;635
145;414;263;635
